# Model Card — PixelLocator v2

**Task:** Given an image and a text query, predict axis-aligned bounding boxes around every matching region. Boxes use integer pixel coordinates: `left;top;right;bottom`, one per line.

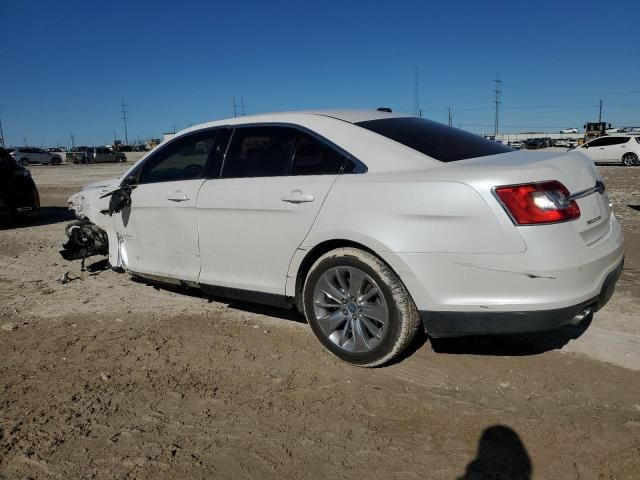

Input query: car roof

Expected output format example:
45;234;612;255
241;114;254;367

179;109;406;135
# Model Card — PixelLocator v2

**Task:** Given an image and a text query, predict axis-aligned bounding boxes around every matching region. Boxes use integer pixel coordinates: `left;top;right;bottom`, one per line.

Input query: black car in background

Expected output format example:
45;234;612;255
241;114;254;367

0;147;40;220
523;138;546;149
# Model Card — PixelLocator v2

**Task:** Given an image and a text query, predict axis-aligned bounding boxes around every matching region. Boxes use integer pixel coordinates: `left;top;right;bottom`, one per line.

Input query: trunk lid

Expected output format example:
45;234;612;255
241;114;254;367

450;150;612;245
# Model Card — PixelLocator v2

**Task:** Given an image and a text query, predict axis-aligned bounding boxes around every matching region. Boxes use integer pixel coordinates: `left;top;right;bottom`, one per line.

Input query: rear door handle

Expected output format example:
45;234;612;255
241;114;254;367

167;192;190;202
281;189;315;204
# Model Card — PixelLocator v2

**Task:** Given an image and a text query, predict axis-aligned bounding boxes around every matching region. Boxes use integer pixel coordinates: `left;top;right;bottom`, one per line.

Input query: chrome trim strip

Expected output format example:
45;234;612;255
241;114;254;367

568;181;605;201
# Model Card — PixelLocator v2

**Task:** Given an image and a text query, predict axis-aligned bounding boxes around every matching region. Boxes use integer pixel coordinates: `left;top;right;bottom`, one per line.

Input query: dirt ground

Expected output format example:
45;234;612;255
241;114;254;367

1;156;639;479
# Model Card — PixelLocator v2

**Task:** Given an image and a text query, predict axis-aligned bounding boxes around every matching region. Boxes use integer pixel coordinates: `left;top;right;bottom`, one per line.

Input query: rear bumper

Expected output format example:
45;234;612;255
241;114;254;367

420;258;623;337
0;188;40;218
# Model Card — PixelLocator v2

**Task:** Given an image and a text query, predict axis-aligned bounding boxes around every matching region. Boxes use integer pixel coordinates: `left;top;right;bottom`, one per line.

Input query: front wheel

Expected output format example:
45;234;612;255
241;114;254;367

19;158;29;167
622;153;638;166
303;247;420;367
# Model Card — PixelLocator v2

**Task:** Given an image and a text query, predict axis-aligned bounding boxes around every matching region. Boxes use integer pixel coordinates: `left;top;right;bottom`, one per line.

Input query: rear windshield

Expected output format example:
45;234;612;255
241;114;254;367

355;117;512;162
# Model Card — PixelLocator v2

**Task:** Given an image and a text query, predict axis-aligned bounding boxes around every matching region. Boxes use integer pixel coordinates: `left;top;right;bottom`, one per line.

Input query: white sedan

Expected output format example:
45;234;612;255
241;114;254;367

576;135;640;166
62;110;624;366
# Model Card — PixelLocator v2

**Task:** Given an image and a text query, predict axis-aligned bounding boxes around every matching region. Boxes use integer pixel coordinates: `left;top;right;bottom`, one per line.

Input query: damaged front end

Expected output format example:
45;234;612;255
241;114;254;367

60;179;129;268
60;219;109;261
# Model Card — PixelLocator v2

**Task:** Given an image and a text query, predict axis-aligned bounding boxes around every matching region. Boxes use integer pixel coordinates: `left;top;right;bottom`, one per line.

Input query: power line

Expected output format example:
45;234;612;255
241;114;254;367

233;97;246;117
121;99;129;145
414;67;422;117
494;73;502;137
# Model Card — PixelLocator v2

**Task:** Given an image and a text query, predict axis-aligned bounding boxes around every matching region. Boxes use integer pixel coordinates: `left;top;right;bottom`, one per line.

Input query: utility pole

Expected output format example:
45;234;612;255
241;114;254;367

233;97;237;118
24;138;27;147
113;130;117;144
494;73;502;137
120;98;129;145
448;107;453;127
598;99;603;123
414;67;421;117
241;97;245;117
0;118;5;147
70;132;75;149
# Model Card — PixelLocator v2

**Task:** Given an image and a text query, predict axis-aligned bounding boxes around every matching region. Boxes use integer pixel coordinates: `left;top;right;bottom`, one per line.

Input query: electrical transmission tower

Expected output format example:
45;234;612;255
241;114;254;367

121;98;129;145
233;97;246;118
494;73;502;137
414;67;422;117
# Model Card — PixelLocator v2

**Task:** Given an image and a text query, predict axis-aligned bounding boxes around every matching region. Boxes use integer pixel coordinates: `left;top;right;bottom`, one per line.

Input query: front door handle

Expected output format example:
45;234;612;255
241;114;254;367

167;192;190;202
282;189;315;204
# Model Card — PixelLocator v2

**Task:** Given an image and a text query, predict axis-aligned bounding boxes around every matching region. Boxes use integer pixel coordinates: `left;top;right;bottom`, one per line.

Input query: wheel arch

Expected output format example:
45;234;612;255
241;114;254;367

291;238;400;312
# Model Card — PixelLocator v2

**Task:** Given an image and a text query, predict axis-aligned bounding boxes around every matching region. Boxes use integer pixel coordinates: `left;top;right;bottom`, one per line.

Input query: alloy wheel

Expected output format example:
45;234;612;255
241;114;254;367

623;153;637;166
312;266;389;353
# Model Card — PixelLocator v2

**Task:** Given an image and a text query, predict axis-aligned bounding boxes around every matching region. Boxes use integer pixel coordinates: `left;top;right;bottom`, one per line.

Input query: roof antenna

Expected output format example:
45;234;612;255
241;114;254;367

377;107;392;113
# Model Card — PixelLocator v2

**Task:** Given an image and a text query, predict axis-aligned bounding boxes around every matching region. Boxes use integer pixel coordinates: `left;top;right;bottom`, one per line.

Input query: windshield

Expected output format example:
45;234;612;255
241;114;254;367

355;117;512;162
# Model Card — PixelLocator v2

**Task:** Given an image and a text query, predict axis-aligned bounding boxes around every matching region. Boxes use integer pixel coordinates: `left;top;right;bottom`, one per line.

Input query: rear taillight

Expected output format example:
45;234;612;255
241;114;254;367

494;181;580;225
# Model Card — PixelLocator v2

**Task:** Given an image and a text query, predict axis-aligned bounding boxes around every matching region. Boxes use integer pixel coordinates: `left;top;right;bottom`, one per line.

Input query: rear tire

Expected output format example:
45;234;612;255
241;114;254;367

303;247;420;367
19;158;29;167
622;153;637;166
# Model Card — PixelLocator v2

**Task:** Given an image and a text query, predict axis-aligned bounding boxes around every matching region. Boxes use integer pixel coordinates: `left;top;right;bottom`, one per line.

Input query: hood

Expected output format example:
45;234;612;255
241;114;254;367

68;177;121;224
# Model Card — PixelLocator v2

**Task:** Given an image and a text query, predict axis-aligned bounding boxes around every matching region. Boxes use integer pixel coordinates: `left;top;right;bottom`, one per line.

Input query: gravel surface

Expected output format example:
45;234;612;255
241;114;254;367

1;157;639;479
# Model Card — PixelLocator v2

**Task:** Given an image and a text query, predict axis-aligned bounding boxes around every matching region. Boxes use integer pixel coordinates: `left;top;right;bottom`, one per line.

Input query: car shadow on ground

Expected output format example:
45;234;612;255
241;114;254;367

130;275;307;324
0;206;74;230
430;315;592;356
129;274;592;356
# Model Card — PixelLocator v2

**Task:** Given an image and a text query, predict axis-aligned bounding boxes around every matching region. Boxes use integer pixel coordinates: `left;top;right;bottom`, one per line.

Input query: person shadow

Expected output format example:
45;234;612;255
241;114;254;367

458;425;532;480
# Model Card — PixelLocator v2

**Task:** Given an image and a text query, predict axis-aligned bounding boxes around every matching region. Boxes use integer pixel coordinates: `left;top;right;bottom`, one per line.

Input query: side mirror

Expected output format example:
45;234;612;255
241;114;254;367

122;174;137;186
583;143;588;148
100;185;135;216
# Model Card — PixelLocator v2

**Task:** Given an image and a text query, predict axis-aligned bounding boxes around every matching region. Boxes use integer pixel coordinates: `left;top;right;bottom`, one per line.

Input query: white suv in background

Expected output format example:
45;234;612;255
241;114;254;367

10;147;63;166
577;135;640;166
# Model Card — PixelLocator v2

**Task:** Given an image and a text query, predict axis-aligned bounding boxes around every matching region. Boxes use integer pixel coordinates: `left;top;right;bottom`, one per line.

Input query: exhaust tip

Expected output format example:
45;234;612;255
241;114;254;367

569;307;593;326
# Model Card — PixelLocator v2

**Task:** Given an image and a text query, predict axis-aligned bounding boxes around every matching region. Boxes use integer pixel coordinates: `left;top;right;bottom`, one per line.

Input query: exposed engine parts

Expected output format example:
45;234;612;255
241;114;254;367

60;219;108;261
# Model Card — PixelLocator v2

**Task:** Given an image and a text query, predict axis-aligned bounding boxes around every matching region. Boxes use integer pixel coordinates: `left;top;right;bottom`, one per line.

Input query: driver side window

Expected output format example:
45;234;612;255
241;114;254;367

139;130;219;184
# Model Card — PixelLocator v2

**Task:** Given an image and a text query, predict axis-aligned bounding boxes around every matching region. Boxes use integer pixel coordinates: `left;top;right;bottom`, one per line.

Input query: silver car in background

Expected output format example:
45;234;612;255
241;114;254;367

10;147;62;166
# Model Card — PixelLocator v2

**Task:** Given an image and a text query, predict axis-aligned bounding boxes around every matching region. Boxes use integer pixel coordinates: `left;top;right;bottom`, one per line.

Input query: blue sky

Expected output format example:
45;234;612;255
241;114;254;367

1;0;638;146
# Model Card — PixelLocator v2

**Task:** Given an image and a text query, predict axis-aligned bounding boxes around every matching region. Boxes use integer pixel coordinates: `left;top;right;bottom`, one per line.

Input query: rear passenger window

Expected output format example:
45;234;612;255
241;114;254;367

587;138;609;147
139;130;219;184
222;127;296;178
291;132;345;175
611;137;630;145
